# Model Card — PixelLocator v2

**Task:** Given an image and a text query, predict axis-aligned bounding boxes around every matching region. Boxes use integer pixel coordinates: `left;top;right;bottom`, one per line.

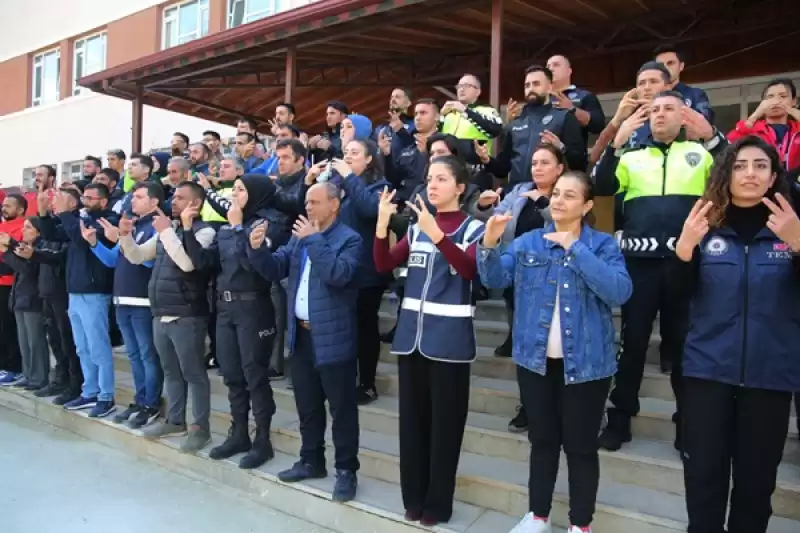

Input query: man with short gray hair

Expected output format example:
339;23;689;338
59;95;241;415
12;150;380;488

247;181;362;502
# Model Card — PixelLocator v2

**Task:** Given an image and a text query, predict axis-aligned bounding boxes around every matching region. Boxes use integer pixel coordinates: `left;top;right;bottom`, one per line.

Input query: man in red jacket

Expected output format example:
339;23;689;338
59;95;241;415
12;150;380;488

25;164;57;216
0;194;28;384
728;78;800;173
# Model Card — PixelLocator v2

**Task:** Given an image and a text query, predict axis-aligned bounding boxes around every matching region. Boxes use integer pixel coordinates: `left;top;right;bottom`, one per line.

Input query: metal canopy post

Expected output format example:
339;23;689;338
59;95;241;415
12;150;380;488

489;0;504;112
132;86;144;153
285;46;297;104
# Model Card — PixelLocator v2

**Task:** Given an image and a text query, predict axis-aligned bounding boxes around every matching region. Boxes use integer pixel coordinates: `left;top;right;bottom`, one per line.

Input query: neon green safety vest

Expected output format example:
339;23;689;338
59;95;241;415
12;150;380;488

440;104;501;152
201;186;233;223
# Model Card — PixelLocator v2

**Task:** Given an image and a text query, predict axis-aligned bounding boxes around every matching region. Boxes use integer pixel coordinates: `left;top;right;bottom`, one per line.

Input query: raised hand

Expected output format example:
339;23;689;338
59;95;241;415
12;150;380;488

613;105;650;149
763;193;800;249
676;199;714;260
80;220;98;246
377;186;397;231
543;231;577;250
483;214;513;247
378;131;391;156
180;203;199;230
196;172;212;190
292;215;319;240
118;212;135;237
13;242;34;259
227;201;243;226
612;88;643;127
474;140;490;164
506;98;523;122
478;188;502;208
152;208;173;234
99;217;122;242
682;107;714;141
305;161;328;186
405;194;443;242
331;158;353;178
540;130;564;150
250;221;268;249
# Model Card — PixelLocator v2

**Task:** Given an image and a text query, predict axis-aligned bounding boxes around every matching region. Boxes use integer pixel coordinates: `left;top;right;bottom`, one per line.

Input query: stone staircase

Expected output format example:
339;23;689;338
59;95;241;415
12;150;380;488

1;295;799;533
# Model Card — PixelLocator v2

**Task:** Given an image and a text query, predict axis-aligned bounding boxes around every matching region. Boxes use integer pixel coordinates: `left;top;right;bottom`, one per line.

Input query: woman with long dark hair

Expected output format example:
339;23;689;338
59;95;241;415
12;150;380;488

374;155;484;527
479;171;632;533
676;135;800;533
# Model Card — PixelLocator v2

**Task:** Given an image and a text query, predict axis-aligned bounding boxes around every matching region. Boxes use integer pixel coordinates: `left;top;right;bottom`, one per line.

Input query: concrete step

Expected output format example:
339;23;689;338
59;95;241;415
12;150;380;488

108;355;800;523
106;370;800;531
0;388;532;533
378;312;663;363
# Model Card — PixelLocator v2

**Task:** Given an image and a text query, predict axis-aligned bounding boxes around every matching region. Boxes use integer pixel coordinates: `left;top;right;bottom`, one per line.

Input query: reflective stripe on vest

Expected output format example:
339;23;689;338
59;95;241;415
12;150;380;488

401;297;474;318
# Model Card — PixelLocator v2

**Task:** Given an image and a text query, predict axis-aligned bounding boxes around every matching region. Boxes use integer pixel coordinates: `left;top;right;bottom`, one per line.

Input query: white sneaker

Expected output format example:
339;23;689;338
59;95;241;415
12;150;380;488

509;512;552;533
567;527;591;533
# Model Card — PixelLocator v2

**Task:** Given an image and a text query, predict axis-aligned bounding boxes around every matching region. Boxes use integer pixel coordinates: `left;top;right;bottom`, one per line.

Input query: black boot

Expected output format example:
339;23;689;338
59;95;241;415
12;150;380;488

209;421;251;460
494;335;512;358
598;408;632;451
239;425;274;469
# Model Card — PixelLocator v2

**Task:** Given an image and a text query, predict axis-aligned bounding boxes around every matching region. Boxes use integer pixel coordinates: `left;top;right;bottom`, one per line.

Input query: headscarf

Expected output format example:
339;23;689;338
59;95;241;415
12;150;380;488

150;152;171;180
347;114;373;141
238;174;277;221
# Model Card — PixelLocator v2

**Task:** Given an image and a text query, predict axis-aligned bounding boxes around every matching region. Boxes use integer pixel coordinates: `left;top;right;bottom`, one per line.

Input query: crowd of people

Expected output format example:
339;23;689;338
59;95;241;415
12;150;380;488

0;43;799;533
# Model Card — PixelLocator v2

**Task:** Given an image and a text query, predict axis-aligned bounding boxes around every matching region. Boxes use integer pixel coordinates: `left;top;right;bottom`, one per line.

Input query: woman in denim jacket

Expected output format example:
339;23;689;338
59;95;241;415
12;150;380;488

478;172;632;533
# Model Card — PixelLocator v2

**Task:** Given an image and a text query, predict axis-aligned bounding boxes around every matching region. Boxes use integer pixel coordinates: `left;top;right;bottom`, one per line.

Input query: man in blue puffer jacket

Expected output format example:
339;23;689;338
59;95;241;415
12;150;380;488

51;183;121;417
247;181;362;503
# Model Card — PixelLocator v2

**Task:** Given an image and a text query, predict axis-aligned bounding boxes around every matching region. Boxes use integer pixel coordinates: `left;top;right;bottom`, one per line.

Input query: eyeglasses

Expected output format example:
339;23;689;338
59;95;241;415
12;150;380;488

455;84;477;90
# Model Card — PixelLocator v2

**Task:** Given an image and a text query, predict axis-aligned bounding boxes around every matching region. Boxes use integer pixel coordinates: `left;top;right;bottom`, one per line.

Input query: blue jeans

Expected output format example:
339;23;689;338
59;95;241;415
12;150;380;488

116;305;162;408
68;294;114;401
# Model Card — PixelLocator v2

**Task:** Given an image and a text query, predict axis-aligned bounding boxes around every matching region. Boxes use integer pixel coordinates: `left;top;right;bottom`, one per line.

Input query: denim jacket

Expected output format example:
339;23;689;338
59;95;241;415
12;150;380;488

478;223;632;384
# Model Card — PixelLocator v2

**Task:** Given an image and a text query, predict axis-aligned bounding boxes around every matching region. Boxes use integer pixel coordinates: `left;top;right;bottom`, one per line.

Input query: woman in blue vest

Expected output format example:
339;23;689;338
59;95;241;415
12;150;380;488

675;136;800;533
479;171;632;533
374;155;485;527
323;138;390;406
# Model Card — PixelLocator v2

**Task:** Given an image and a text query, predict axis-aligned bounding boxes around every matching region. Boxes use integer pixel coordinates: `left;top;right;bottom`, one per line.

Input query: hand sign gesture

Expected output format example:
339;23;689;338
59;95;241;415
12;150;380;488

763;193;800;249
118;212;136;237
98;215;121;242
378;131;391;156
506;98;523;122
80;220;98;246
613;104;650;149
250;221;269;249
292;215;319;240
180;203;200;229
483;214;513;247
474;140;490;164
676;199;714;260
377;186;397;231
405;194;442;242
540;130;564;150
478;188;502;208
13;242;34;259
152;208;173;234
227;201;243;227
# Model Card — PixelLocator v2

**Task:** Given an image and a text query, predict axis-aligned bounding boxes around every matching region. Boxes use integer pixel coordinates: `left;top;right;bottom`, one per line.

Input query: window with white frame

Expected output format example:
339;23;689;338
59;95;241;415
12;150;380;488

228;0;307;28
32;49;61;107
73;33;107;96
162;0;209;49
62;161;83;182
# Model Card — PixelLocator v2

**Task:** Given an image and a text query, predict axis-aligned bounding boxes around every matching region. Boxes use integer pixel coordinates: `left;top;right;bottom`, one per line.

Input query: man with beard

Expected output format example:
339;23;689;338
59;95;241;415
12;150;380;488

0;195;27;385
489;65;586;185
171;132;190;158
189;142;211;176
25;164;57;216
54;184;121;417
374;88;415;143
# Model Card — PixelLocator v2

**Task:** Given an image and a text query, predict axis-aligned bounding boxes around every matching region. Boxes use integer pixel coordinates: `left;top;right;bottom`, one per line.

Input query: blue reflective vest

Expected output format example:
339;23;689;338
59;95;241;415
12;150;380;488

392;216;485;362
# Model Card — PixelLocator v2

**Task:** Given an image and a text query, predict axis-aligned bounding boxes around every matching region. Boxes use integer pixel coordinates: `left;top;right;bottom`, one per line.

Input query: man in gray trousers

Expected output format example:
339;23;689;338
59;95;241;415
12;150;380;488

120;181;214;454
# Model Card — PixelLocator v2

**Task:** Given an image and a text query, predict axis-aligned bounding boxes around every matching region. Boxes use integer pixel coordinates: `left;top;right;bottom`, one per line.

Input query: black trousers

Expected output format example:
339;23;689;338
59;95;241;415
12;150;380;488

43;298;82;392
207;281;217;359
0;285;20;373
356;285;385;389
610;257;689;418
520;359;611;527
292;323;360;472
216;297;276;427
683;377;790;533
398;351;470;522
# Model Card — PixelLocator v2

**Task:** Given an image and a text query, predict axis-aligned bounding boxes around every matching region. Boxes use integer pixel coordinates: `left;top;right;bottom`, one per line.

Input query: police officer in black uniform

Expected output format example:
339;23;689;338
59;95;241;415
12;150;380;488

488;65;587;185
184;174;280;470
